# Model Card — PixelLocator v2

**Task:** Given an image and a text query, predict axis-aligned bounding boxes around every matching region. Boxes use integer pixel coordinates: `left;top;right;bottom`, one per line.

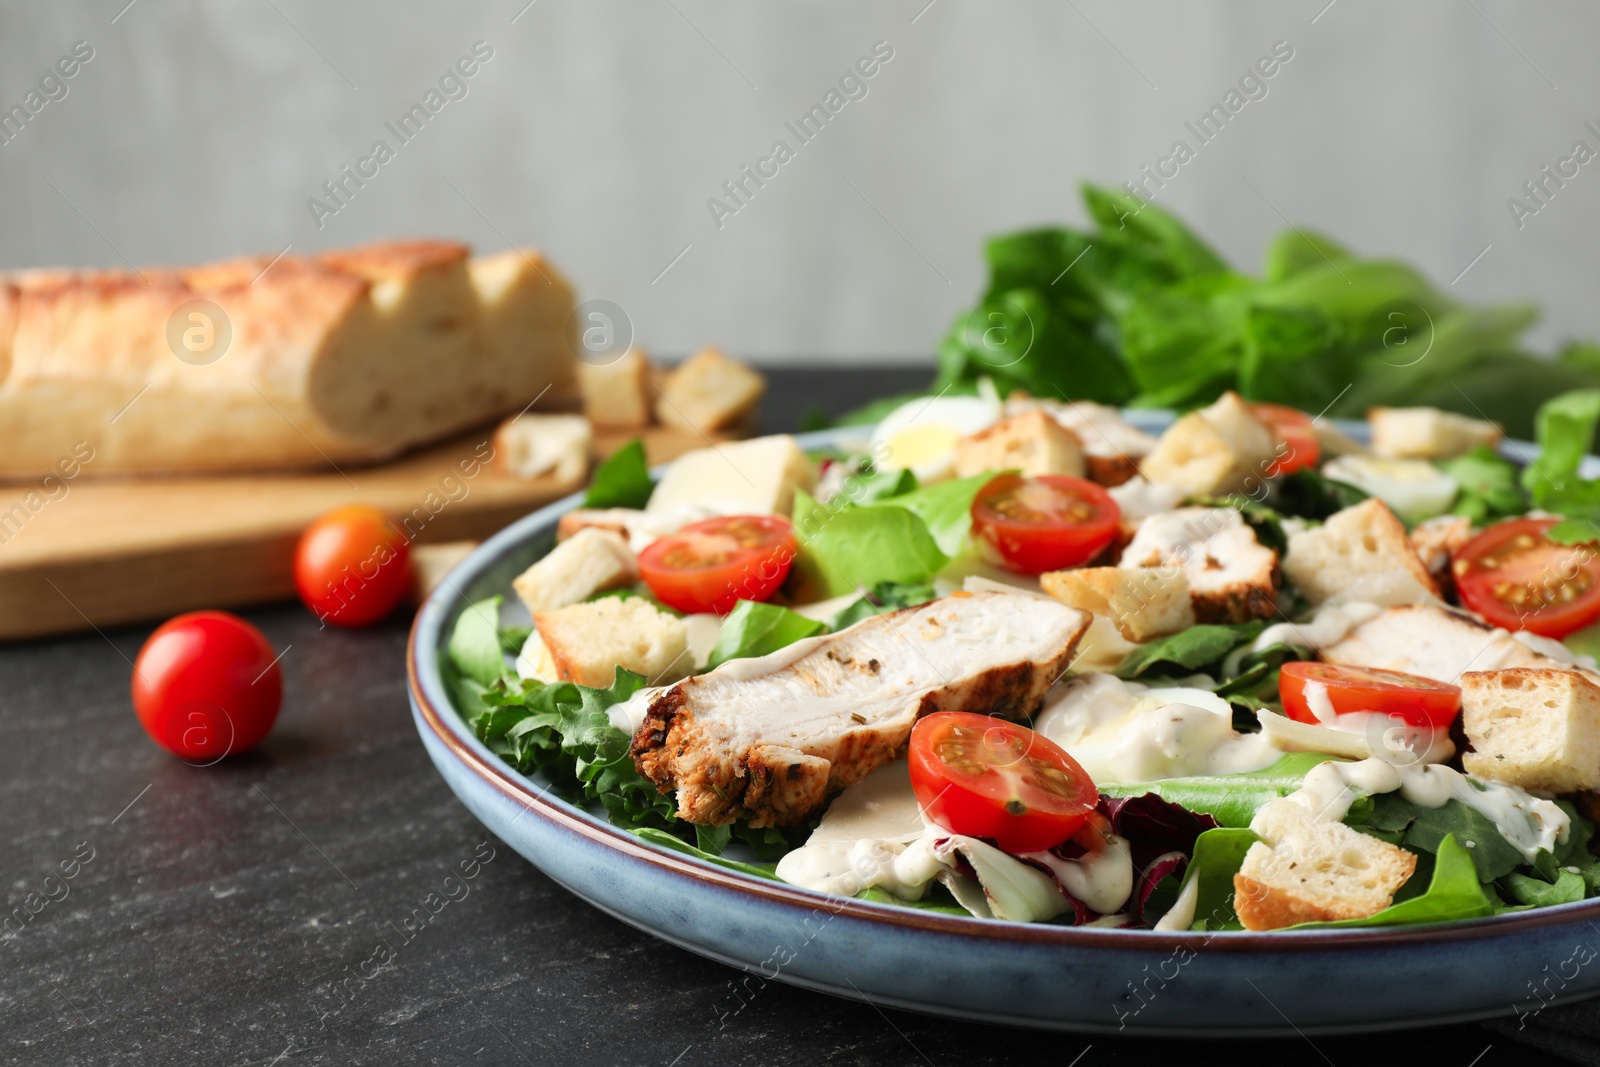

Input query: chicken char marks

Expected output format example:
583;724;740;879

630;590;1090;827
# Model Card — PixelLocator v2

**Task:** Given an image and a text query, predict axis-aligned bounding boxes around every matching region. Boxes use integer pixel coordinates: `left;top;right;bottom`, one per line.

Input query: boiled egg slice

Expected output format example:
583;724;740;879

1320;455;1458;523
869;391;1001;482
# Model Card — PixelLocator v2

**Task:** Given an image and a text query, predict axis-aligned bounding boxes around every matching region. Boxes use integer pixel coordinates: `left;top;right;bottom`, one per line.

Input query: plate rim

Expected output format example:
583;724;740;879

408;416;1600;951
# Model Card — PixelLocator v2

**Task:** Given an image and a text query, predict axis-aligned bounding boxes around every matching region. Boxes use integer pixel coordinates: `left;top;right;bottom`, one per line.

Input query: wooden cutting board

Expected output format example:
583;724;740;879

0;426;717;642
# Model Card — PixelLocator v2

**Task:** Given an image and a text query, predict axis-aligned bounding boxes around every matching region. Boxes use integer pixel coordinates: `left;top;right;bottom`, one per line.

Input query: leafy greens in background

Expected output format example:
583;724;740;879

903;183;1592;439
1522;389;1600;543
1441;446;1527;523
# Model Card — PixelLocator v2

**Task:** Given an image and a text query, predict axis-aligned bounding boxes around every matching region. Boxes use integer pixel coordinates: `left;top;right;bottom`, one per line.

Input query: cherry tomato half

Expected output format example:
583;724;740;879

1279;660;1462;730
1251;403;1321;477
1453;517;1600;639
132;611;283;761
637;515;797;615
909;712;1098;853
970;474;1121;574
294;505;413;628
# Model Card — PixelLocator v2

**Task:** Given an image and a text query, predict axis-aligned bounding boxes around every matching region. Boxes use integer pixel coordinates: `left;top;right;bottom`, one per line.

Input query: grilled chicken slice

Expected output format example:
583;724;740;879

1120;507;1280;623
631;590;1091;827
1322;604;1598;684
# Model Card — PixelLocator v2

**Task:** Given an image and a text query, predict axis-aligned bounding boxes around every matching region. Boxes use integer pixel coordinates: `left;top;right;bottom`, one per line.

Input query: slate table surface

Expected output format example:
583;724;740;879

0;367;1557;1066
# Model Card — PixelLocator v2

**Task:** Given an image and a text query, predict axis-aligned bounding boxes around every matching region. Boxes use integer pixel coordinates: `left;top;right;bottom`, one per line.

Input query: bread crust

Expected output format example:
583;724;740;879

0;240;574;480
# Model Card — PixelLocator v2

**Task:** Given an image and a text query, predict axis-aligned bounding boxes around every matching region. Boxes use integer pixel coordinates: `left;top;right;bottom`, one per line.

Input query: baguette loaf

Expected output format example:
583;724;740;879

0;240;575;479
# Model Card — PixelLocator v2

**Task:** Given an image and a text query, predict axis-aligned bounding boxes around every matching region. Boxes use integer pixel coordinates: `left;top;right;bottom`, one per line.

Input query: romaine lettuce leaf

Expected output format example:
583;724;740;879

1099;752;1341;829
866;471;991;556
826;581;939;631
703;600;825;671
448;596;508;687
584;438;653;509
1166;827;1257;931
790;490;948;599
1522;389;1600;543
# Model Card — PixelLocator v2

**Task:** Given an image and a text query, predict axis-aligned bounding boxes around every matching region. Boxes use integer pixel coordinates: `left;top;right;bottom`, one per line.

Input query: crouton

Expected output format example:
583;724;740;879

533;596;691;688
1040;566;1195;642
647;435;817;516
408;540;478;606
1282;499;1438;607
1139;392;1279;497
1460;668;1600;793
555;507;707;551
578;348;653;428
1369;406;1502;460
1314;422;1370;459
1409;514;1474;590
656;347;765;434
1120;506;1280;623
1233;798;1417;930
954;410;1086;479
511;528;637;615
1008;396;1156;486
493;413;592;482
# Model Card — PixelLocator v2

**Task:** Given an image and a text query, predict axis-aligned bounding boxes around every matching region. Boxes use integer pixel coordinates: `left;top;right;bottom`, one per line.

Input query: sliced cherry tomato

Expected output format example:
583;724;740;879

1453;517;1600;638
909;712;1098;853
1251;403;1321;477
1279;660;1461;729
970;474;1121;574
294;505;413;628
132;611;283;761
637;515;796;615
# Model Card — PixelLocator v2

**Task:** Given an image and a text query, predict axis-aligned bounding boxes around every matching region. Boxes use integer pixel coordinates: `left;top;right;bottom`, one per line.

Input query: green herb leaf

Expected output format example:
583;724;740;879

703;600;826;671
584;438;653;509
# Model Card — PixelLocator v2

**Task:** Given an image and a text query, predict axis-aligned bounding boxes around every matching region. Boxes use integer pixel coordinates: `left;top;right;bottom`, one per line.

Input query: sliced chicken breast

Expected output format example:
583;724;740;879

1322;604;1599;684
631;590;1091;827
1120;507;1280;623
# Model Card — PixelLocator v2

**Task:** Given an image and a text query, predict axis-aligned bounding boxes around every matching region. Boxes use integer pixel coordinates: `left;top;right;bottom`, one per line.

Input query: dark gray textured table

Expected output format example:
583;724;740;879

0;367;1553;1066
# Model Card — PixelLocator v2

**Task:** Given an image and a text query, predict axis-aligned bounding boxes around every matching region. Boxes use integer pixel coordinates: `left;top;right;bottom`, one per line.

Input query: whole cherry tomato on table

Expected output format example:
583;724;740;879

637;515;797;615
132;610;283;761
908;712;1098;853
294;505;413;627
970;473;1121;574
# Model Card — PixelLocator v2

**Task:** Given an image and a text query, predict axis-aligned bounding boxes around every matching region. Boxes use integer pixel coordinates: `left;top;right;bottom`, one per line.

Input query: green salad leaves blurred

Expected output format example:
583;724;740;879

934;184;1600;438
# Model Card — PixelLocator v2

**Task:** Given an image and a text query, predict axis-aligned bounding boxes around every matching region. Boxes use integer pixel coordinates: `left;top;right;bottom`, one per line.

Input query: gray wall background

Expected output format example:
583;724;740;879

1;0;1595;364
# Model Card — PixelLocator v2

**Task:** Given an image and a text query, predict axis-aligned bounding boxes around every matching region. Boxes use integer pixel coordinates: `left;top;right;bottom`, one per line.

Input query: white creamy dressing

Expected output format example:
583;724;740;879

1513;629;1600;673
1250;602;1384;655
1257;708;1455;764
1302;680;1337;724
1152;873;1199;932
773;761;1133;919
1287;757;1569;861
1033;674;1279;784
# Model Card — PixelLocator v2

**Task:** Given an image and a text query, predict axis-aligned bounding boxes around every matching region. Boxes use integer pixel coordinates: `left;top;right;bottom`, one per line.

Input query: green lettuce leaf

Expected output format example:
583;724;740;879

584;438;653;509
1167;827;1258;931
1502;869;1587;908
448;596;508;687
826;581;939;631
1440;446;1527;523
1273;467;1369;520
1113;622;1265;680
1349;793;1527;882
1100;752;1341;829
703;600;826;671
790;490;948;599
867;471;991;556
1523;389;1600;543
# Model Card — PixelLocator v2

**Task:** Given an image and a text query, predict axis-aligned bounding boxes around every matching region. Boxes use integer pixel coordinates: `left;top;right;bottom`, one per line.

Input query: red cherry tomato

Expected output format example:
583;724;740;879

637;515;797;615
1453;517;1600;639
294;505;412;627
1279;661;1461;730
132;611;283;761
1251;403;1321;477
970;474;1121;574
909;712;1098;853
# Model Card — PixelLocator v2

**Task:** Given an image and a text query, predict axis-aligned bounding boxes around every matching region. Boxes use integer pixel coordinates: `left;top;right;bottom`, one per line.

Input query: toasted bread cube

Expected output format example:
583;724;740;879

1039;566;1195;642
1282;498;1438;607
511;528;637;614
493;413;591;483
1233;799;1417;931
1006;396;1155;486
578;348;653;428
408;540;478;606
647;434;816;516
1369;407;1502;460
1139;392;1278;497
532;596;690;687
656;347;765;434
1461;668;1600;793
1120;507;1280;623
954;410;1086;479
